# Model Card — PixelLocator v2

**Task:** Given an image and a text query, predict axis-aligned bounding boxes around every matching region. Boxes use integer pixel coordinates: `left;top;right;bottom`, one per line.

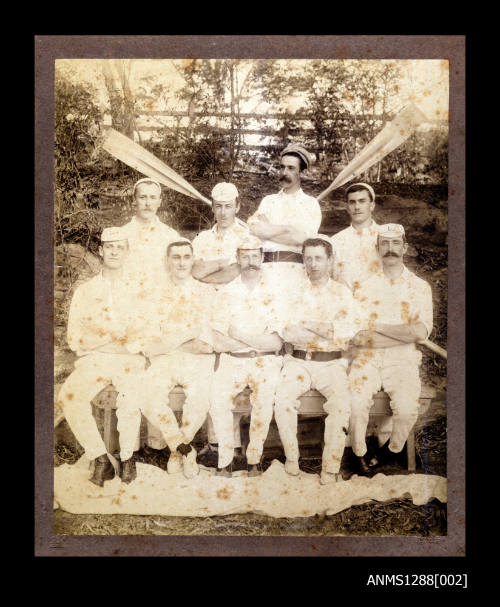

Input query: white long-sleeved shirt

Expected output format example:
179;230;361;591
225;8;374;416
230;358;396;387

247;188;322;254
140;275;216;350
286;277;365;352
192;221;249;264
67;272;143;357
120;215;180;285
212;266;284;351
330;222;382;291
353;265;433;363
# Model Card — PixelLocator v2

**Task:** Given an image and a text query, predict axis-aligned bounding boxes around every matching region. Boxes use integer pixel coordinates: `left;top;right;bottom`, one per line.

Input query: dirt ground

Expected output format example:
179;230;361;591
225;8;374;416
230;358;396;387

53;174;448;537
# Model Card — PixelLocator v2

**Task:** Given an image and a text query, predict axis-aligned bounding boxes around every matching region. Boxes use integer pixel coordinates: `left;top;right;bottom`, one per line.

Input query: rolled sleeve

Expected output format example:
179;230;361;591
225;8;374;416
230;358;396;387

414;281;434;339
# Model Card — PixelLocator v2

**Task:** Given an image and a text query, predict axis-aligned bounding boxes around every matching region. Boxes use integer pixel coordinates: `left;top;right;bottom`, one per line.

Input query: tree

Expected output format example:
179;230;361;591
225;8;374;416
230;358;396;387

101;60;138;140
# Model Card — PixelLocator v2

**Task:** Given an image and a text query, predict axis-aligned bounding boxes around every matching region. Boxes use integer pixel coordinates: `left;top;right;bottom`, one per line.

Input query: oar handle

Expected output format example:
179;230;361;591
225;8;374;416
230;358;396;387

420;339;447;360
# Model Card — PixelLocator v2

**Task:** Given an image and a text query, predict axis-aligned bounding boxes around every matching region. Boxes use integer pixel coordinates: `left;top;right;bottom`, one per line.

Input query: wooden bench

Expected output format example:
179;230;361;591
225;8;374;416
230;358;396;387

91;384;437;471
236;386;437;471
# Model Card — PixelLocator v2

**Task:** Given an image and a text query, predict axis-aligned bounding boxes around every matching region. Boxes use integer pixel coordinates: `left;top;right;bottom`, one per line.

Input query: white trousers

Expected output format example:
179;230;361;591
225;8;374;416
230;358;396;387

274;357;351;474
210;354;283;468
348;358;421;457
116;352;214;460
59;353;146;461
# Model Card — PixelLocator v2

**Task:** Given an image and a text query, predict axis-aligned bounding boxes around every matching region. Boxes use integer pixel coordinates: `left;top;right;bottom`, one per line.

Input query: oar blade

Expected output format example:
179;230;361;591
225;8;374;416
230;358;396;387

318;103;428;199
102;128;212;206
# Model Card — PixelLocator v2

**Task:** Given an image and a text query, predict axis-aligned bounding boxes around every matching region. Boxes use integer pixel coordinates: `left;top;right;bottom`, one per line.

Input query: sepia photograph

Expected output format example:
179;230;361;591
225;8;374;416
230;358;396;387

35;37;464;556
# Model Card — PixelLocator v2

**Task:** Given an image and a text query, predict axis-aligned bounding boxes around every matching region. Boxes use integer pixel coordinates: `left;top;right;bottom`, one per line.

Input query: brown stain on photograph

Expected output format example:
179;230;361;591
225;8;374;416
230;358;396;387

216;486;234;500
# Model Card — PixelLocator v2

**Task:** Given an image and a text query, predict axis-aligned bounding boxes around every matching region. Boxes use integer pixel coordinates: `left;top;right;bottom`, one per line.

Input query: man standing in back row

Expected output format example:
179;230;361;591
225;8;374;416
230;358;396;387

247;144;321;302
192;182;249;285
330;182;382;291
120;178;180;289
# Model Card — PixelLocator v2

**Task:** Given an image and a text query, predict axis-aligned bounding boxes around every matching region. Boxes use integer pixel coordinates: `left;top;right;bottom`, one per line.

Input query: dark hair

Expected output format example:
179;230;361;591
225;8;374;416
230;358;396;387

166;240;193;256
302;238;333;258
345;183;374;202
282;152;306;172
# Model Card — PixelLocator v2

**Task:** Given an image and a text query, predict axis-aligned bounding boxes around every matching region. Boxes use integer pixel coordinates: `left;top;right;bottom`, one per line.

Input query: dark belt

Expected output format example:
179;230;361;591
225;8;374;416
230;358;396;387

229;350;279;359
263;251;303;264
292;349;342;362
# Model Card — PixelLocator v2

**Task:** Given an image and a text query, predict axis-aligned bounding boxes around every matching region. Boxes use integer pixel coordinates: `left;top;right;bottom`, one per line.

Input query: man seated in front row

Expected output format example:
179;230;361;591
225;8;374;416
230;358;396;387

192;182;249;284
59;227;147;486
210;236;284;477
116;239;216;481
348;224;433;474
274;237;365;484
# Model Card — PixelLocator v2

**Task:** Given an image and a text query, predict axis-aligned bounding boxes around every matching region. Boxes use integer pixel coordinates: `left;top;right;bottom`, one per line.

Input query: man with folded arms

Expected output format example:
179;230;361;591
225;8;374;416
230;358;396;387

247;144;321;303
330;182;382;291
59;227;146;486
274;237;364;484
348;223;433;473
116;239;216;481
209;235;284;477
192;182;249;284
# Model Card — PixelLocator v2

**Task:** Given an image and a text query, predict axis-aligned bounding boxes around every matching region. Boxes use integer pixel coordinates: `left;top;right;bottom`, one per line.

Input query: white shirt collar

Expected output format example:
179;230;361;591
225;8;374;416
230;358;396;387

131;214;161;229
211;221;241;235
349;220;378;236
381;264;409;283
278;187;304;198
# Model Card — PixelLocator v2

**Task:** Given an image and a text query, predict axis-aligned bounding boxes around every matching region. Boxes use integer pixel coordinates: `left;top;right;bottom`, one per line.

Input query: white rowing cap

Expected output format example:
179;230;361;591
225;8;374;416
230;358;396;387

378;223;405;238
238;234;263;250
101;227;128;242
211;182;239;202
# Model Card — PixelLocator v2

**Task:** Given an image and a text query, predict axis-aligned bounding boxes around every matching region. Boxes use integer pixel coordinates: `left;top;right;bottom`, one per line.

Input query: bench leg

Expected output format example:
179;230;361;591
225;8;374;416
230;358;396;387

233;412;243;450
406;430;417;472
103;409;112;454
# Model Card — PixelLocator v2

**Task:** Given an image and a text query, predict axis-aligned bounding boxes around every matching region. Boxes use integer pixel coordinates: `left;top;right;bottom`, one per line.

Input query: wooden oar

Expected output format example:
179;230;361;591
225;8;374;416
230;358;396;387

420;339;447;360
103;128;213;203
317;103;428;202
316;104;446;360
102;128;248;227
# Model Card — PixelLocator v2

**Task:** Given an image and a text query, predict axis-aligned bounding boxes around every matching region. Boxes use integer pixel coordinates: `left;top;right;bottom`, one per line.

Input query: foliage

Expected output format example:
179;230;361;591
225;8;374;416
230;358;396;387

55;73;103;258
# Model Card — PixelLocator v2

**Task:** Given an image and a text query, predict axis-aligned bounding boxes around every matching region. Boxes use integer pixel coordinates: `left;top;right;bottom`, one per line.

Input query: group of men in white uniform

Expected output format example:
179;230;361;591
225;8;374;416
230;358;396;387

58;143;433;488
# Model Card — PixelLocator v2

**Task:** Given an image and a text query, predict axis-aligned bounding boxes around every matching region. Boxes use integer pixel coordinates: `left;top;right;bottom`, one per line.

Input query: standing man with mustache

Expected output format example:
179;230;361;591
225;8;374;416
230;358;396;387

330;183;382;291
119;178;181;452
209;235;284;477
120;178;180;289
247;144;321;303
348;224;433;474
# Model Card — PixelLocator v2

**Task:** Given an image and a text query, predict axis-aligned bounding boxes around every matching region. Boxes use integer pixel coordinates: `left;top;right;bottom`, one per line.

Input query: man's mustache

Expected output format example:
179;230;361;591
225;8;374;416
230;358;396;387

383;252;400;258
279;176;291;183
243;265;261;271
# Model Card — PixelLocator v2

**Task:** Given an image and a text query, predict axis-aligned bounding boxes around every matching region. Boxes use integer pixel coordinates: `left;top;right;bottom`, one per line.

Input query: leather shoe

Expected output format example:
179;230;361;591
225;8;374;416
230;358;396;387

369;440;397;468
354;455;372;477
247;463;262;477
176;443;193;456
89;455;115;487
121;458;137;484
216;464;232;478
